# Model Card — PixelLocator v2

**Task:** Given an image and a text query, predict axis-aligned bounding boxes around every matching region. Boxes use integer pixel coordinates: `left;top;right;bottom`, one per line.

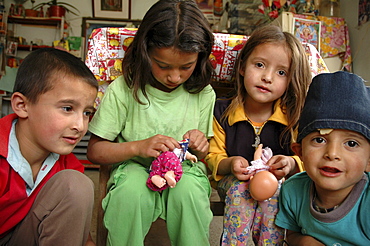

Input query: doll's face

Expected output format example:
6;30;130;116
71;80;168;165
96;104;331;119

149;47;198;92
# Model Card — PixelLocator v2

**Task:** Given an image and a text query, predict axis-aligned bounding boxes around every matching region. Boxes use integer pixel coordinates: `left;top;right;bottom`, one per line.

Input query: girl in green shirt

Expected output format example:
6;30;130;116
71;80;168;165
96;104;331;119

87;1;216;245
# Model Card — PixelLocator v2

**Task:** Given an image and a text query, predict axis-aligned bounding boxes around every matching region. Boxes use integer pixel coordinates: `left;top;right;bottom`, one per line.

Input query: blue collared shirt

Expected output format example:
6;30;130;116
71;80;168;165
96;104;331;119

6;119;59;196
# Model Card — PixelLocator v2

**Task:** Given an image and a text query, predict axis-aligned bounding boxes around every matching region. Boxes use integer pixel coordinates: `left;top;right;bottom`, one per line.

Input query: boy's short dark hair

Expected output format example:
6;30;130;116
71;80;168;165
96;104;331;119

297;71;370;142
13;48;98;103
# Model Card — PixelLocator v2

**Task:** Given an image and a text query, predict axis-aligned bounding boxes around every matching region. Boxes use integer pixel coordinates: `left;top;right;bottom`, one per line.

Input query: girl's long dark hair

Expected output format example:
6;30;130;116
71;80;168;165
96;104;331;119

122;0;214;104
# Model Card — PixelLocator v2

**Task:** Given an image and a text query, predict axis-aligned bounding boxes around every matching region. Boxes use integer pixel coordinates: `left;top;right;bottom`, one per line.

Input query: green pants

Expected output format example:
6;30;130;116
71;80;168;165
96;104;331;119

102;161;213;246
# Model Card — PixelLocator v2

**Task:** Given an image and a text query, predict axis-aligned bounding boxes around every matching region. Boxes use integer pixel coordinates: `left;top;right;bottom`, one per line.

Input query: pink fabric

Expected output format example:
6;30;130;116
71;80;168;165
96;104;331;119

146;151;183;191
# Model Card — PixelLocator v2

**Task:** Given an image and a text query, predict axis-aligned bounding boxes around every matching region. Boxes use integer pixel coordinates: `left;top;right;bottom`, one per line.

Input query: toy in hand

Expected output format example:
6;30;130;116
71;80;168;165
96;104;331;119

247;144;279;201
146;139;197;191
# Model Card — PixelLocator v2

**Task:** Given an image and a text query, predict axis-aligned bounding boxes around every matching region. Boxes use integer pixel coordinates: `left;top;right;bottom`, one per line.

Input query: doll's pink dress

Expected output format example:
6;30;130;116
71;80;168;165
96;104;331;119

146;151;183;191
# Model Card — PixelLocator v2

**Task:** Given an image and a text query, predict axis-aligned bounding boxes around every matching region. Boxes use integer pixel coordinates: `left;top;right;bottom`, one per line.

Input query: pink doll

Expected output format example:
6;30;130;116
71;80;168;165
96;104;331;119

247;144;279;201
146;139;197;191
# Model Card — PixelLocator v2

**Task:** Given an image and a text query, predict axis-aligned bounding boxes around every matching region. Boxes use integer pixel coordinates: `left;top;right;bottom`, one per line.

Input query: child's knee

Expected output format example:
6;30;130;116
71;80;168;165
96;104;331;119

51;170;94;206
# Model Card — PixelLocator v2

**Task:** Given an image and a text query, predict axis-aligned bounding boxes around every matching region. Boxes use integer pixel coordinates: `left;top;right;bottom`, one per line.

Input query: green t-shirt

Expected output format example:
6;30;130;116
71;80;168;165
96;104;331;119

89;76;216;167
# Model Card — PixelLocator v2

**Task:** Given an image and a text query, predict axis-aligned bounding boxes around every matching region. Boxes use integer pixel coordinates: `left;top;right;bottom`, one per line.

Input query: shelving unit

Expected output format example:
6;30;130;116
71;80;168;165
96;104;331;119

7;15;64;51
17;44;53;50
8;16;64;26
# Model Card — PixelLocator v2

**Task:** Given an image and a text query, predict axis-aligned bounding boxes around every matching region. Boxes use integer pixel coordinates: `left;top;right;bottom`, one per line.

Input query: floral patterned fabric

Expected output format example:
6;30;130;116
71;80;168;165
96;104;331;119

294;14;352;71
218;175;284;246
85;27;329;108
85;28;248;108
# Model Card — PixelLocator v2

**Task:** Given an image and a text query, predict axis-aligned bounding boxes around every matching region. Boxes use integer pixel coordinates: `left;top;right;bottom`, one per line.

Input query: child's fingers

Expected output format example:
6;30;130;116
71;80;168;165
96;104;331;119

270;169;287;180
153;135;180;149
140;135;179;157
231;157;251;180
183;129;207;151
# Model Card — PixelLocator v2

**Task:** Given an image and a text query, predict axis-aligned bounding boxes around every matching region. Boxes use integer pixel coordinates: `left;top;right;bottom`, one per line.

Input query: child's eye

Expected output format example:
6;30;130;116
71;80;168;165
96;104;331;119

62;106;73;112
84;111;93;117
255;62;264;68
181;66;192;70
278;70;287;76
158;64;169;69
345;140;359;148
312;137;325;144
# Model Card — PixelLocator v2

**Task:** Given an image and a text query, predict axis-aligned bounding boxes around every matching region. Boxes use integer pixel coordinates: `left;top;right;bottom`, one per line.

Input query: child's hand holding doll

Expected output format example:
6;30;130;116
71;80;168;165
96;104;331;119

183;129;209;160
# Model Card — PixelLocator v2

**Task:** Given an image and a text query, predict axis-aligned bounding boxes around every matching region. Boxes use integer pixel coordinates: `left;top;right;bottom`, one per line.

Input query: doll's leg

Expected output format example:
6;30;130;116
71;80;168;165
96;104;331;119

162;151;182;188
164;171;176;188
7;170;94;246
147;152;170;191
151;174;167;188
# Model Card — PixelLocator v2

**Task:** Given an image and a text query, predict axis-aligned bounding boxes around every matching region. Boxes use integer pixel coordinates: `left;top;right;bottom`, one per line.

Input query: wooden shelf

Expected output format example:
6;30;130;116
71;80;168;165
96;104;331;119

8;16;63;26
7;16;65;49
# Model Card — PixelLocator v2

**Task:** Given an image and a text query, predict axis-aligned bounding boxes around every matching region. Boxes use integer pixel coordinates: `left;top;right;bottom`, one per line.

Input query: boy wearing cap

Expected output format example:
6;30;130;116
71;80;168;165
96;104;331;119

275;71;370;245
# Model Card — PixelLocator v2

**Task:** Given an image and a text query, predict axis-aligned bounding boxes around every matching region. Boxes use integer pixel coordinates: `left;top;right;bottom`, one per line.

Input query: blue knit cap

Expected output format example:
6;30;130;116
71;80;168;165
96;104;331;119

297;71;370;143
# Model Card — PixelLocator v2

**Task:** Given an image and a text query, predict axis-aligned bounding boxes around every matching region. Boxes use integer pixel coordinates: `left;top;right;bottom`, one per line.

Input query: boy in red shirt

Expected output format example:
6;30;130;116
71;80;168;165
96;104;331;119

0;48;98;245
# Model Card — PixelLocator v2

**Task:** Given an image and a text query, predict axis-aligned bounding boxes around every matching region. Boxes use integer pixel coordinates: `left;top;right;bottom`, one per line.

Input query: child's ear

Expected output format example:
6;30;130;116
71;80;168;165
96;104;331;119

291;142;303;158
11;92;29;118
366;159;370;172
239;65;245;77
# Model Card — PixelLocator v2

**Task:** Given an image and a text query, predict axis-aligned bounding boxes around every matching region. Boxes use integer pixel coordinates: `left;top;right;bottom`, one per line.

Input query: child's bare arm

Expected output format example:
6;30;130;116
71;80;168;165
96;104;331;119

87;134;180;165
286;230;325;246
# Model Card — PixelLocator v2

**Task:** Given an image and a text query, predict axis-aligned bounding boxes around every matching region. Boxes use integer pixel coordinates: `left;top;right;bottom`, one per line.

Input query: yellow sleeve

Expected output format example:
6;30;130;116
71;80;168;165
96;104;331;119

205;116;228;181
291;128;304;172
291;155;304;172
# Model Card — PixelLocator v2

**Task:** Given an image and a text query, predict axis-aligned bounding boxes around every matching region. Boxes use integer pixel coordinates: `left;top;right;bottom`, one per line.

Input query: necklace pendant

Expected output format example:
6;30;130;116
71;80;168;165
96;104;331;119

252;135;260;148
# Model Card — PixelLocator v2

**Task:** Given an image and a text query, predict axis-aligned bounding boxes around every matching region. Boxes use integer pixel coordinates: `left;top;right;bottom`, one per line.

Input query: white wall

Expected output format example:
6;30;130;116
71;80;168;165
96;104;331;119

4;0;369;83
340;0;370;84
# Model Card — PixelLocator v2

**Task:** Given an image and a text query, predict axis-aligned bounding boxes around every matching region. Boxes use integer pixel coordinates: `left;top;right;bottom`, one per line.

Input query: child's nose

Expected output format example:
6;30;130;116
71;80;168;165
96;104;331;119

324;142;341;161
72;114;86;133
262;70;273;83
168;70;181;83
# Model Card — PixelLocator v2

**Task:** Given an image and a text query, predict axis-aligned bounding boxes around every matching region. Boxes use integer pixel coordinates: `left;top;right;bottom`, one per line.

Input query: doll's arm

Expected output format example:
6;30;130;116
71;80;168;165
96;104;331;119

254;143;263;160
